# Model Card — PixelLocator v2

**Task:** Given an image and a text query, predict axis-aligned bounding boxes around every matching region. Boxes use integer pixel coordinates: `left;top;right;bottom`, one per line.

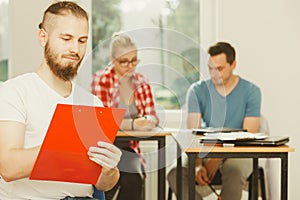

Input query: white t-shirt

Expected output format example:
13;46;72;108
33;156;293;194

0;73;103;200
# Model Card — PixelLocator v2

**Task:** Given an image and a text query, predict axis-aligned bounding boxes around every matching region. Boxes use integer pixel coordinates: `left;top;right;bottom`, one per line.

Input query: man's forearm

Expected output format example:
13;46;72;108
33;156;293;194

95;167;120;191
0;146;40;182
195;157;202;167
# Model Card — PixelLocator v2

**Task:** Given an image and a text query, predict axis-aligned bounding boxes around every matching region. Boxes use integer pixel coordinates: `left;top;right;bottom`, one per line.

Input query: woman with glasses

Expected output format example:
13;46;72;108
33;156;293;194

91;33;159;200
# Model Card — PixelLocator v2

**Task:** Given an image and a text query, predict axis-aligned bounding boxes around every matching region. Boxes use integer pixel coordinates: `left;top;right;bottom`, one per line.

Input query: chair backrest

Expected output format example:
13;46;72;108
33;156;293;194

93;186;105;200
259;115;269;135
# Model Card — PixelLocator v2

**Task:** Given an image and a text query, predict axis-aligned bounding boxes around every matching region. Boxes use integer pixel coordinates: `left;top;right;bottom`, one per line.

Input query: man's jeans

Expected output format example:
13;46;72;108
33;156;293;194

60;197;99;200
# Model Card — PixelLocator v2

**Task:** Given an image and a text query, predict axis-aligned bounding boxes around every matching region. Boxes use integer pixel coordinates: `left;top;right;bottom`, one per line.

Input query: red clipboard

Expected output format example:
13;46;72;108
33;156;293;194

29;104;125;184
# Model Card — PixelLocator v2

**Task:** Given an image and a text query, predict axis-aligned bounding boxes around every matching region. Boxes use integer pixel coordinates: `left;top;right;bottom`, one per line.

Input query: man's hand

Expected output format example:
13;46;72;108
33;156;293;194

88;141;122;174
89;141;122;191
195;167;209;186
204;158;223;181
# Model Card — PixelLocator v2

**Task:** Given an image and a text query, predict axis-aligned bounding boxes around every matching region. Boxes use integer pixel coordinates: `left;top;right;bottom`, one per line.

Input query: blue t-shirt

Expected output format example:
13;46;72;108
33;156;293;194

187;77;261;128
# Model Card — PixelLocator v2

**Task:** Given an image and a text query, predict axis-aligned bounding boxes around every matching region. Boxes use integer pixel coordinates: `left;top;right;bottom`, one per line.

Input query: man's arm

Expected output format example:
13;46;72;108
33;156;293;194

243;116;260;133
187;112;208;179
0;121;40;182
243;84;261;133
187;113;202;129
187;112;223;182
95;167;120;191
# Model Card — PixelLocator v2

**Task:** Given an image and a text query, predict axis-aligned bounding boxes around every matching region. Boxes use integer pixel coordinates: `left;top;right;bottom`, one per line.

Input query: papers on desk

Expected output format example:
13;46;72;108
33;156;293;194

201;132;268;142
192;127;247;135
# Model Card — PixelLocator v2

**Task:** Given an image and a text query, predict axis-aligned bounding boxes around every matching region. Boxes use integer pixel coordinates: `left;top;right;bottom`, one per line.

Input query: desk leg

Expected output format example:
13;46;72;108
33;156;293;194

158;138;166;200
176;144;182;200
251;158;259;200
281;153;288;200
188;153;197;200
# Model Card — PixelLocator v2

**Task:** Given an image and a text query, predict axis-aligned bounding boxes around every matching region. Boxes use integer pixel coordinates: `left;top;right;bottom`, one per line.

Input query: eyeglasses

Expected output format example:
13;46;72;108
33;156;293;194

116;58;140;68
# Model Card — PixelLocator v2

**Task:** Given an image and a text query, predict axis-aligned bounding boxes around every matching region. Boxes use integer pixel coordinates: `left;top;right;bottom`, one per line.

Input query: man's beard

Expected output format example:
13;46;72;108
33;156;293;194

45;42;82;81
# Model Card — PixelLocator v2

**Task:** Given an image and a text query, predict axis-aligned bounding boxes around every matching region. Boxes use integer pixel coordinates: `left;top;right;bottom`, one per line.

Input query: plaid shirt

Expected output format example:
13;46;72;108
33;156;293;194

91;67;158;175
91;66;158;120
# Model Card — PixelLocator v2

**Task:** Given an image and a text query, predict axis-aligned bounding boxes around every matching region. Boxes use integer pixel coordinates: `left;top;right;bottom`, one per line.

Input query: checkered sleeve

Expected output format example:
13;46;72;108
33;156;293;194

91;70;111;107
134;74;159;124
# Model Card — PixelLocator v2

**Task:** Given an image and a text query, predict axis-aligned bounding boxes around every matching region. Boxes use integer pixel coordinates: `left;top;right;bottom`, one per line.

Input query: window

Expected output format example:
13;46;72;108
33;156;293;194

92;0;200;109
0;0;9;82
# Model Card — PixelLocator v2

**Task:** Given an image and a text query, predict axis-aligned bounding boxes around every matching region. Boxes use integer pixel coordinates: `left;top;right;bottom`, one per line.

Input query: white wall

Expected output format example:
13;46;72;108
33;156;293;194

201;0;299;199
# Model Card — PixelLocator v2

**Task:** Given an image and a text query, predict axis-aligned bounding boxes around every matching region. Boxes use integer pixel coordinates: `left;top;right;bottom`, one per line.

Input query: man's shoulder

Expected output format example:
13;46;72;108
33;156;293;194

4;72;35;83
191;79;212;90
0;73;40;107
0;73;37;90
239;77;260;91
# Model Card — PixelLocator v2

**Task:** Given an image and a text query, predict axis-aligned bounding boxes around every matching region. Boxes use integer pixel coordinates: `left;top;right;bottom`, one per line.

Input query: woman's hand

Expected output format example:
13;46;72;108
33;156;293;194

133;115;157;131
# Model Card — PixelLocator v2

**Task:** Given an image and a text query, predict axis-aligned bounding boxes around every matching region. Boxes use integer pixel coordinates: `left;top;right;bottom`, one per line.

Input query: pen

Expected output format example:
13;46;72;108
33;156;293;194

144;115;163;129
157;124;163;129
207;182;218;196
206;181;222;200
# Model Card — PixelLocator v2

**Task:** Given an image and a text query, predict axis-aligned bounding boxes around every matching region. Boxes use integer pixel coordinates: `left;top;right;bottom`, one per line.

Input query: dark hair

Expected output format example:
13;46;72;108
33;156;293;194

208;42;236;65
39;1;88;29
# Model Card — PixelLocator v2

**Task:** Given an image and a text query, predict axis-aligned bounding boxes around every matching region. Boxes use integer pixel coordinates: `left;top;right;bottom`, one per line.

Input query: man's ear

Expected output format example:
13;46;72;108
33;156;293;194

38;28;48;47
231;60;237;69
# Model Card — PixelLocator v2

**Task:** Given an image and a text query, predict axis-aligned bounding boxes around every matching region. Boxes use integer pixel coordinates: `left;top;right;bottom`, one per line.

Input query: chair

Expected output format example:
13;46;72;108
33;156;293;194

168;116;269;200
247;167;266;200
167;168;266;200
93;186;105;200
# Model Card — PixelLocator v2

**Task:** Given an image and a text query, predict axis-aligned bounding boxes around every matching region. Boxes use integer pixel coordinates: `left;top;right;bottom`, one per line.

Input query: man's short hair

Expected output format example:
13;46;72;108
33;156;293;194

39;1;88;29
208;42;236;65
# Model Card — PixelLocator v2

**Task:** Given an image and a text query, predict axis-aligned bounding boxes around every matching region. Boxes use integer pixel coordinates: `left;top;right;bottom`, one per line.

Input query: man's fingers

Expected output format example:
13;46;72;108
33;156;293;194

88;141;122;169
89;154;118;169
97;141;121;153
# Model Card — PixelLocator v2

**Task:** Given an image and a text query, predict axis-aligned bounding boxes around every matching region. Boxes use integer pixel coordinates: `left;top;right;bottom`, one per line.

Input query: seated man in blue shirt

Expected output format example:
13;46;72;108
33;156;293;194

167;42;261;200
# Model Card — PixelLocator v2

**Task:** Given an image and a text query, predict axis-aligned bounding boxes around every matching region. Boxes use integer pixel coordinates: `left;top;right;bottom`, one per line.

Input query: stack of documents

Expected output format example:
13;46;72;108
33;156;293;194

201;132;268;142
192;127;247;135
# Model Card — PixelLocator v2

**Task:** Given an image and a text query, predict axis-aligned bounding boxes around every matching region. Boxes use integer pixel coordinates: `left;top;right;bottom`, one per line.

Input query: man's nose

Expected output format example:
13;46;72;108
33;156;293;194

210;68;220;77
69;41;80;53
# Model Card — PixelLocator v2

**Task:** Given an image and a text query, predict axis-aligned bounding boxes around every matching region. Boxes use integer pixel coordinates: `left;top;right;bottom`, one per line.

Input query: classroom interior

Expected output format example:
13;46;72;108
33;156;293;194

0;0;299;199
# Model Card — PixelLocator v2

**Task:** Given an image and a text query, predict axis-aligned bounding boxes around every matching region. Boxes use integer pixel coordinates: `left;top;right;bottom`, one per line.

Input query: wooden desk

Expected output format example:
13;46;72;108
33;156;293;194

116;130;172;200
172;132;295;200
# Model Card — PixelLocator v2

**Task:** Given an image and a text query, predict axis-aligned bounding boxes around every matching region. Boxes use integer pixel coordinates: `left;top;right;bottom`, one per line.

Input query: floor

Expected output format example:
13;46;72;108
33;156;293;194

204;190;262;200
170;190;262;200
